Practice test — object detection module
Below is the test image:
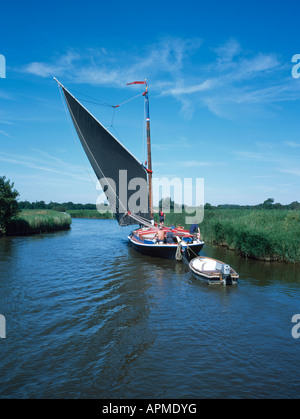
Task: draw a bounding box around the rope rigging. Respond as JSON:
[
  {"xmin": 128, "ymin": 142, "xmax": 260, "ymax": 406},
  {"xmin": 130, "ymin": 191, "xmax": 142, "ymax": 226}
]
[
  {"xmin": 69, "ymin": 87, "xmax": 144, "ymax": 111},
  {"xmin": 69, "ymin": 87, "xmax": 147, "ymax": 159}
]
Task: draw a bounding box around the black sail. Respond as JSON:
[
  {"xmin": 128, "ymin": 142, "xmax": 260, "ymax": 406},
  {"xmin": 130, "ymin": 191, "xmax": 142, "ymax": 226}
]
[{"xmin": 60, "ymin": 84, "xmax": 150, "ymax": 226}]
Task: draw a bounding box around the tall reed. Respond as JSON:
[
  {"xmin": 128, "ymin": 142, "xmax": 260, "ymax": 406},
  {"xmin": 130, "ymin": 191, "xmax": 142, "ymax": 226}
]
[
  {"xmin": 162, "ymin": 209, "xmax": 300, "ymax": 263},
  {"xmin": 6, "ymin": 210, "xmax": 72, "ymax": 235}
]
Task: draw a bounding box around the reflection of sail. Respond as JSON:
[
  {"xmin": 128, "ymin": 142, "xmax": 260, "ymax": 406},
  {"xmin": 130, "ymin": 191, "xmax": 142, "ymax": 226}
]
[{"xmin": 58, "ymin": 82, "xmax": 150, "ymax": 226}]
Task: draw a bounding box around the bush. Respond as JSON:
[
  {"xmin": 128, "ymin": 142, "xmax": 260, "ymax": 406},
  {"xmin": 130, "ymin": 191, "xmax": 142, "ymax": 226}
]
[{"xmin": 0, "ymin": 176, "xmax": 20, "ymax": 235}]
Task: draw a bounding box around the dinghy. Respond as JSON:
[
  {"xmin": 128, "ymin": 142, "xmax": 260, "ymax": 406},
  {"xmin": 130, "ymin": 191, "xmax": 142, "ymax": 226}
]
[{"xmin": 189, "ymin": 256, "xmax": 239, "ymax": 285}]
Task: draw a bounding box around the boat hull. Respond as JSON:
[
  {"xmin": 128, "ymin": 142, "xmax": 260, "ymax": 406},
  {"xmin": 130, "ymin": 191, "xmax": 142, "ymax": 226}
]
[
  {"xmin": 189, "ymin": 256, "xmax": 239, "ymax": 285},
  {"xmin": 128, "ymin": 233, "xmax": 204, "ymax": 260}
]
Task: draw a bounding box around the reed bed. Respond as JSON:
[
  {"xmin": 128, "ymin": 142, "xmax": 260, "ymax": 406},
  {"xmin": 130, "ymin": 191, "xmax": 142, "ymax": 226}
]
[
  {"xmin": 163, "ymin": 209, "xmax": 300, "ymax": 263},
  {"xmin": 67, "ymin": 209, "xmax": 113, "ymax": 219},
  {"xmin": 6, "ymin": 210, "xmax": 72, "ymax": 236}
]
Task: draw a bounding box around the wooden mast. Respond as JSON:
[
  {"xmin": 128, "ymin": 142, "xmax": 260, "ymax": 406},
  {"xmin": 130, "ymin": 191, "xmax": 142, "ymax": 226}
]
[
  {"xmin": 126, "ymin": 79, "xmax": 153, "ymax": 221},
  {"xmin": 144, "ymin": 81, "xmax": 153, "ymax": 220}
]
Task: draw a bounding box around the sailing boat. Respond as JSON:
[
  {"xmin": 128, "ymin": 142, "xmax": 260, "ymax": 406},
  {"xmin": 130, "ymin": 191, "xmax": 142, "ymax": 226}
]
[{"xmin": 54, "ymin": 78, "xmax": 204, "ymax": 260}]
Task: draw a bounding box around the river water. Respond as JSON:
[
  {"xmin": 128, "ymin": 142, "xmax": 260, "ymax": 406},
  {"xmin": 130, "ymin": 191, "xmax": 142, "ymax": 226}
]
[{"xmin": 0, "ymin": 218, "xmax": 300, "ymax": 399}]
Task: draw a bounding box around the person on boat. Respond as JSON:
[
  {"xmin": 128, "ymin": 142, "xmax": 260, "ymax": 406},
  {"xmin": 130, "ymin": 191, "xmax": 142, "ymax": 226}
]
[
  {"xmin": 153, "ymin": 209, "xmax": 165, "ymax": 226},
  {"xmin": 166, "ymin": 229, "xmax": 175, "ymax": 244},
  {"xmin": 189, "ymin": 223, "xmax": 201, "ymax": 240},
  {"xmin": 156, "ymin": 226, "xmax": 166, "ymax": 243},
  {"xmin": 158, "ymin": 209, "xmax": 165, "ymax": 225}
]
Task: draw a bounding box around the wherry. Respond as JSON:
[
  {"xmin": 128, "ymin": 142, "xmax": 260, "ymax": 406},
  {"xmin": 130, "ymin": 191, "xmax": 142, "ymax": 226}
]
[{"xmin": 55, "ymin": 78, "xmax": 204, "ymax": 260}]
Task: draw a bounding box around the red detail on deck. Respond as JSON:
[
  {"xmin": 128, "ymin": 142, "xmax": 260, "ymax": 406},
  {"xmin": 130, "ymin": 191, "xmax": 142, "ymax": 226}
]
[{"xmin": 134, "ymin": 227, "xmax": 193, "ymax": 238}]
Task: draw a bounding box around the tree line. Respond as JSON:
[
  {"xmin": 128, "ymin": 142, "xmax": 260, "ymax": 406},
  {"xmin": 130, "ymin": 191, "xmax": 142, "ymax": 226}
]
[
  {"xmin": 204, "ymin": 198, "xmax": 300, "ymax": 211},
  {"xmin": 18, "ymin": 200, "xmax": 97, "ymax": 212},
  {"xmin": 159, "ymin": 197, "xmax": 300, "ymax": 211},
  {"xmin": 19, "ymin": 197, "xmax": 300, "ymax": 212}
]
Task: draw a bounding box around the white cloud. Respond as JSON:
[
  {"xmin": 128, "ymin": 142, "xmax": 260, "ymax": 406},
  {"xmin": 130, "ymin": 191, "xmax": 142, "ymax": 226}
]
[
  {"xmin": 21, "ymin": 37, "xmax": 300, "ymax": 120},
  {"xmin": 215, "ymin": 38, "xmax": 242, "ymax": 63},
  {"xmin": 0, "ymin": 150, "xmax": 94, "ymax": 184},
  {"xmin": 0, "ymin": 130, "xmax": 13, "ymax": 138},
  {"xmin": 284, "ymin": 141, "xmax": 300, "ymax": 148},
  {"xmin": 280, "ymin": 169, "xmax": 300, "ymax": 176},
  {"xmin": 234, "ymin": 151, "xmax": 263, "ymax": 160},
  {"xmin": 181, "ymin": 160, "xmax": 226, "ymax": 167},
  {"xmin": 23, "ymin": 51, "xmax": 81, "ymax": 78},
  {"xmin": 166, "ymin": 79, "xmax": 215, "ymax": 96}
]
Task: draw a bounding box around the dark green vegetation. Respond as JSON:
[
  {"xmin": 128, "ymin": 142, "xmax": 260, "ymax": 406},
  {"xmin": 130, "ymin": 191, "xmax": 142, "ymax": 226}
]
[
  {"xmin": 0, "ymin": 176, "xmax": 20, "ymax": 235},
  {"xmin": 200, "ymin": 209, "xmax": 300, "ymax": 263},
  {"xmin": 67, "ymin": 209, "xmax": 113, "ymax": 219},
  {"xmin": 164, "ymin": 209, "xmax": 300, "ymax": 264},
  {"xmin": 6, "ymin": 210, "xmax": 72, "ymax": 236},
  {"xmin": 18, "ymin": 200, "xmax": 113, "ymax": 220},
  {"xmin": 18, "ymin": 200, "xmax": 100, "ymax": 212}
]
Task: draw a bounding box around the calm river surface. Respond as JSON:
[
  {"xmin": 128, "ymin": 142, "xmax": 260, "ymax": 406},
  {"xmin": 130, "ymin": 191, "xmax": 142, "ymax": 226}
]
[{"xmin": 0, "ymin": 218, "xmax": 300, "ymax": 399}]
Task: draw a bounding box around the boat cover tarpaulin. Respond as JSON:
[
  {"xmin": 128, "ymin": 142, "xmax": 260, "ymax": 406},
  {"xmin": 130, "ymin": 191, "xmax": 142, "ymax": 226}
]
[{"xmin": 61, "ymin": 86, "xmax": 150, "ymax": 226}]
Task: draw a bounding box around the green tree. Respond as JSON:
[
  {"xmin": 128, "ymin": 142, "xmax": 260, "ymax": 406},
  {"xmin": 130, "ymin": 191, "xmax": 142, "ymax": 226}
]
[
  {"xmin": 261, "ymin": 198, "xmax": 274, "ymax": 209},
  {"xmin": 0, "ymin": 176, "xmax": 20, "ymax": 234},
  {"xmin": 159, "ymin": 197, "xmax": 174, "ymax": 211}
]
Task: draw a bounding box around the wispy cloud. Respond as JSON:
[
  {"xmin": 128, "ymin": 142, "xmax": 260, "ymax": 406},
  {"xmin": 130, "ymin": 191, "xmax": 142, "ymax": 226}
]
[
  {"xmin": 0, "ymin": 150, "xmax": 95, "ymax": 184},
  {"xmin": 23, "ymin": 51, "xmax": 81, "ymax": 78},
  {"xmin": 284, "ymin": 141, "xmax": 300, "ymax": 148},
  {"xmin": 280, "ymin": 169, "xmax": 300, "ymax": 176},
  {"xmin": 215, "ymin": 38, "xmax": 242, "ymax": 63},
  {"xmin": 22, "ymin": 37, "xmax": 203, "ymax": 86},
  {"xmin": 181, "ymin": 160, "xmax": 226, "ymax": 167},
  {"xmin": 20, "ymin": 37, "xmax": 300, "ymax": 120},
  {"xmin": 0, "ymin": 130, "xmax": 14, "ymax": 138},
  {"xmin": 234, "ymin": 151, "xmax": 264, "ymax": 160}
]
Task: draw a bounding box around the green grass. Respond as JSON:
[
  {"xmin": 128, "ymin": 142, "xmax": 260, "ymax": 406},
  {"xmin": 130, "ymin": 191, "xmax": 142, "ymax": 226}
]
[
  {"xmin": 6, "ymin": 209, "xmax": 72, "ymax": 236},
  {"xmin": 200, "ymin": 209, "xmax": 300, "ymax": 263},
  {"xmin": 161, "ymin": 209, "xmax": 300, "ymax": 263},
  {"xmin": 67, "ymin": 209, "xmax": 113, "ymax": 219}
]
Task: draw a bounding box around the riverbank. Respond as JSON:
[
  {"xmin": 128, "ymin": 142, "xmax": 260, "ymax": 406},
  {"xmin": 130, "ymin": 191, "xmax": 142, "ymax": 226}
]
[
  {"xmin": 142, "ymin": 208, "xmax": 300, "ymax": 264},
  {"xmin": 165, "ymin": 209, "xmax": 300, "ymax": 264},
  {"xmin": 5, "ymin": 210, "xmax": 72, "ymax": 236}
]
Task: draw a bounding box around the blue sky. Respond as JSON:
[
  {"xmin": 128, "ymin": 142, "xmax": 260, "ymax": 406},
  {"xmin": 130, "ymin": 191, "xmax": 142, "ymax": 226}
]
[{"xmin": 1, "ymin": 0, "xmax": 300, "ymax": 206}]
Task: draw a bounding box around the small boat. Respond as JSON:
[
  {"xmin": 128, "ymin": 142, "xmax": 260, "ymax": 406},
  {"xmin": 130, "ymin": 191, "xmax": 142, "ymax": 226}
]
[
  {"xmin": 128, "ymin": 226, "xmax": 204, "ymax": 260},
  {"xmin": 189, "ymin": 256, "xmax": 239, "ymax": 285}
]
